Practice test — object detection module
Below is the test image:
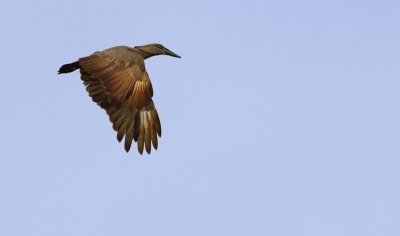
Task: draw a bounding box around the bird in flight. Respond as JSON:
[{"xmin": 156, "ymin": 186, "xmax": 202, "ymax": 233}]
[{"xmin": 58, "ymin": 43, "xmax": 181, "ymax": 154}]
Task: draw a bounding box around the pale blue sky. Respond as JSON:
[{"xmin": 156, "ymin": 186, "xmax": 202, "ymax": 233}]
[{"xmin": 1, "ymin": 0, "xmax": 400, "ymax": 235}]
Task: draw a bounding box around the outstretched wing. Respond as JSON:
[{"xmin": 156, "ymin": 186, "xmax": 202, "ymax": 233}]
[
  {"xmin": 78, "ymin": 48, "xmax": 160, "ymax": 154},
  {"xmin": 79, "ymin": 49, "xmax": 153, "ymax": 110}
]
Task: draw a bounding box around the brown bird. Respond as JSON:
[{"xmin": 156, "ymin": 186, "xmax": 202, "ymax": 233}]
[{"xmin": 58, "ymin": 43, "xmax": 180, "ymax": 154}]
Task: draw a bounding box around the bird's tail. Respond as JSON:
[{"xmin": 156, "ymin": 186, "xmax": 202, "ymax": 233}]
[{"xmin": 58, "ymin": 61, "xmax": 80, "ymax": 74}]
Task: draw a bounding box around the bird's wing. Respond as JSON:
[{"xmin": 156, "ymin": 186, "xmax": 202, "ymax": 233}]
[
  {"xmin": 106, "ymin": 99, "xmax": 161, "ymax": 154},
  {"xmin": 78, "ymin": 49, "xmax": 160, "ymax": 154},
  {"xmin": 80, "ymin": 69, "xmax": 111, "ymax": 109},
  {"xmin": 79, "ymin": 51, "xmax": 153, "ymax": 110}
]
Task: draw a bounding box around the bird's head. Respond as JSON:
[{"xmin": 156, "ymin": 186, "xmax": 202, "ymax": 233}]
[{"xmin": 134, "ymin": 43, "xmax": 181, "ymax": 59}]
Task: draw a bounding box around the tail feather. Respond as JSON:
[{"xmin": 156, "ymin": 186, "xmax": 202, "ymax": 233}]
[{"xmin": 58, "ymin": 61, "xmax": 80, "ymax": 74}]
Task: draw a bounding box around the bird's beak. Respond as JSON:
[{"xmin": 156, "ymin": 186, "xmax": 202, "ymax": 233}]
[{"xmin": 164, "ymin": 47, "xmax": 181, "ymax": 58}]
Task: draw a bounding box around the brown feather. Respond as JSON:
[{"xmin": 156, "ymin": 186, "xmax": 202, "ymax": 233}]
[
  {"xmin": 144, "ymin": 112, "xmax": 151, "ymax": 154},
  {"xmin": 124, "ymin": 117, "xmax": 135, "ymax": 152},
  {"xmin": 151, "ymin": 109, "xmax": 162, "ymax": 137},
  {"xmin": 133, "ymin": 111, "xmax": 141, "ymax": 142},
  {"xmin": 151, "ymin": 122, "xmax": 158, "ymax": 149},
  {"xmin": 112, "ymin": 112, "xmax": 128, "ymax": 132},
  {"xmin": 137, "ymin": 112, "xmax": 145, "ymax": 154},
  {"xmin": 117, "ymin": 110, "xmax": 134, "ymax": 142},
  {"xmin": 128, "ymin": 80, "xmax": 152, "ymax": 109}
]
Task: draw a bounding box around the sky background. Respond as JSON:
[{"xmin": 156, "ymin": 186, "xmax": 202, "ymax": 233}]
[{"xmin": 1, "ymin": 0, "xmax": 400, "ymax": 235}]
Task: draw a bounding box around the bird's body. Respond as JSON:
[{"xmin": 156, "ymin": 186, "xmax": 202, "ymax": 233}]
[{"xmin": 58, "ymin": 43, "xmax": 180, "ymax": 154}]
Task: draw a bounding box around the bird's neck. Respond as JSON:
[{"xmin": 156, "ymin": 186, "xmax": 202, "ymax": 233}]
[{"xmin": 134, "ymin": 47, "xmax": 157, "ymax": 59}]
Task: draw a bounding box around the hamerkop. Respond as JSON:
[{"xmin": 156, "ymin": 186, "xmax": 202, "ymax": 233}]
[{"xmin": 58, "ymin": 43, "xmax": 180, "ymax": 154}]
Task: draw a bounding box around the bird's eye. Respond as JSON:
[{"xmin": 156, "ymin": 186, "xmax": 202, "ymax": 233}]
[{"xmin": 157, "ymin": 44, "xmax": 163, "ymax": 49}]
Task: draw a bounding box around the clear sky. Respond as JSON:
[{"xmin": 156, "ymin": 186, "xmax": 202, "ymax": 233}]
[{"xmin": 1, "ymin": 0, "xmax": 399, "ymax": 235}]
